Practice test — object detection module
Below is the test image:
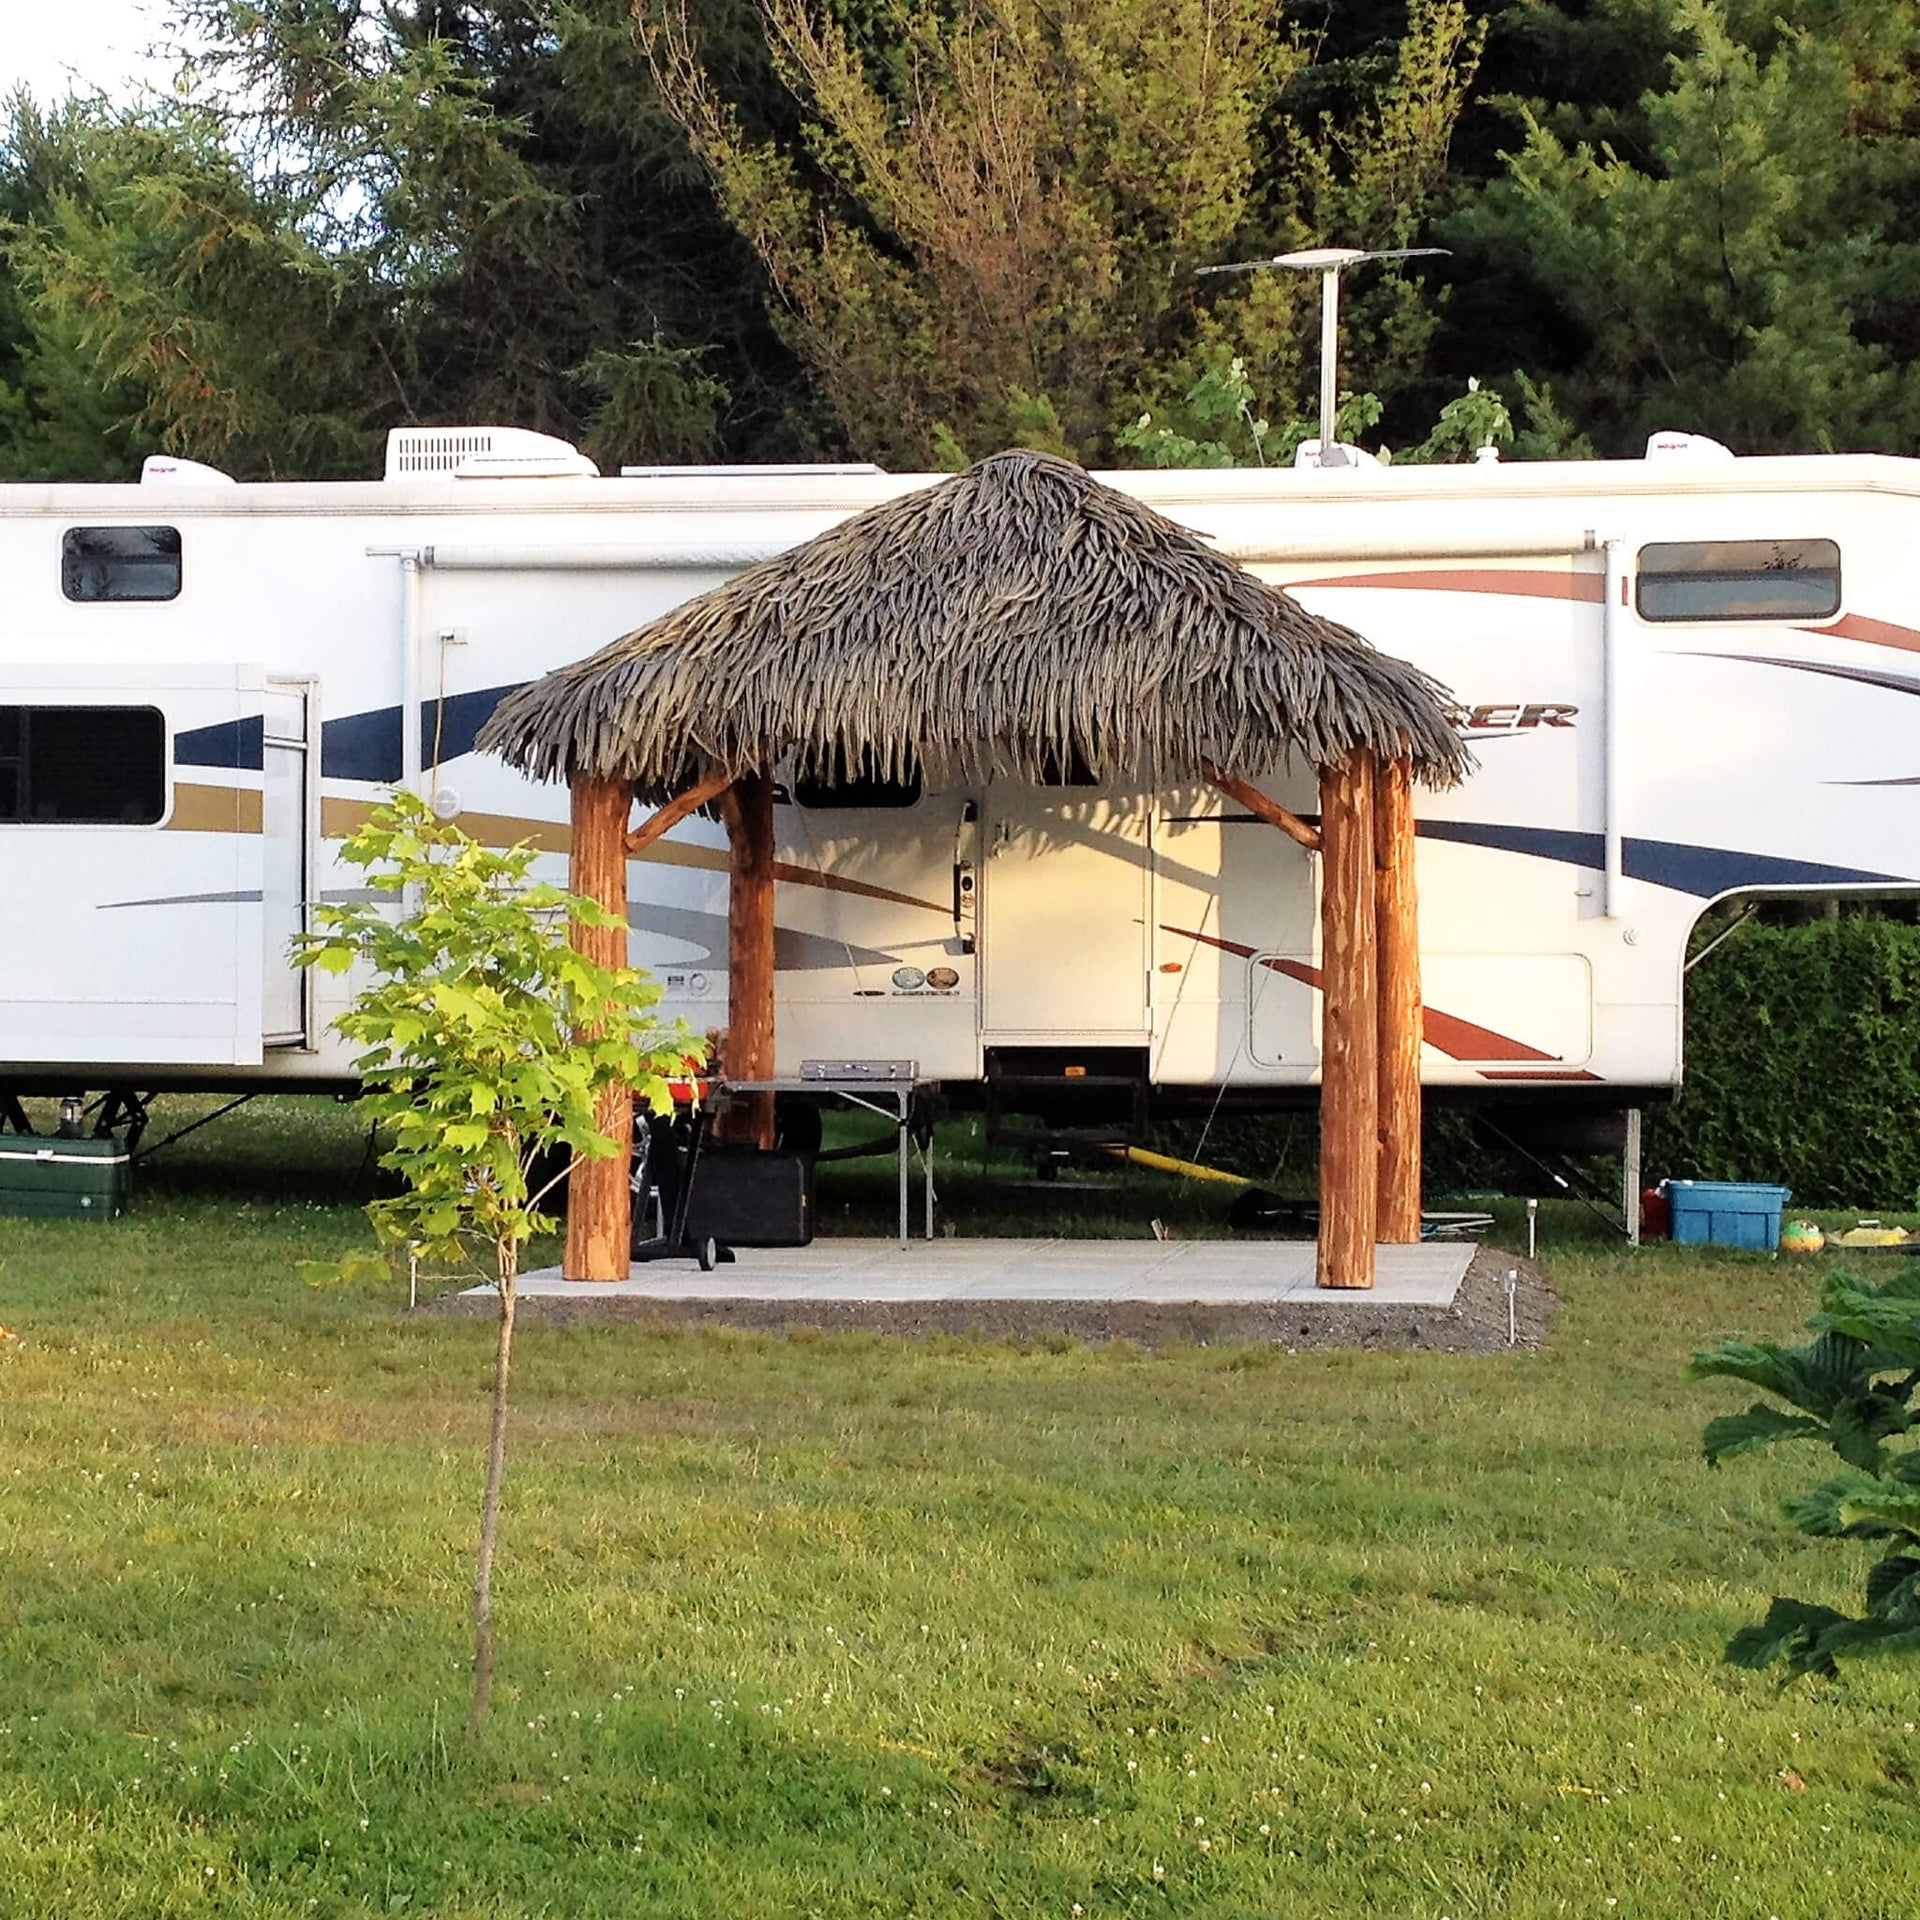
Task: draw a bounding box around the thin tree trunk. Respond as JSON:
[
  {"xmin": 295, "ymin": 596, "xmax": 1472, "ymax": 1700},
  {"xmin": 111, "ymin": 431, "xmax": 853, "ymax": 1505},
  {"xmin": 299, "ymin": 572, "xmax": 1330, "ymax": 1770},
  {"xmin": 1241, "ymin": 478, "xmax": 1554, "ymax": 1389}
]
[{"xmin": 467, "ymin": 1247, "xmax": 517, "ymax": 1734}]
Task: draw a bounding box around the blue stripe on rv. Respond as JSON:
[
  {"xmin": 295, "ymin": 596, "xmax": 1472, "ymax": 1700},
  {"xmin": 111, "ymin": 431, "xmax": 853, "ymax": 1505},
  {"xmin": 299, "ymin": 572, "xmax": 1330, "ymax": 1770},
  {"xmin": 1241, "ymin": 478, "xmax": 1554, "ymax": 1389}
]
[
  {"xmin": 319, "ymin": 684, "xmax": 521, "ymax": 782},
  {"xmin": 1415, "ymin": 821, "xmax": 1900, "ymax": 894},
  {"xmin": 307, "ymin": 690, "xmax": 1902, "ymax": 897},
  {"xmin": 174, "ymin": 714, "xmax": 264, "ymax": 770}
]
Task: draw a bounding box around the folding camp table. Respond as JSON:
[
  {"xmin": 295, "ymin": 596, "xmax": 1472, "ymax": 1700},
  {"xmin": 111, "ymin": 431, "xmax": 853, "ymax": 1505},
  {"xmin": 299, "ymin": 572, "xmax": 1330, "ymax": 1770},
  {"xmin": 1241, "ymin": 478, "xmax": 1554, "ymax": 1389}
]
[{"xmin": 723, "ymin": 1074, "xmax": 936, "ymax": 1249}]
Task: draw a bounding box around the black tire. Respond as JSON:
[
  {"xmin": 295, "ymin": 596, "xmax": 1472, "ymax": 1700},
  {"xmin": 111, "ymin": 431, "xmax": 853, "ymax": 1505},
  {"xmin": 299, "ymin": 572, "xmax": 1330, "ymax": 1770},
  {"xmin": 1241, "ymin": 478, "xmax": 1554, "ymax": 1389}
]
[{"xmin": 697, "ymin": 1236, "xmax": 717, "ymax": 1272}]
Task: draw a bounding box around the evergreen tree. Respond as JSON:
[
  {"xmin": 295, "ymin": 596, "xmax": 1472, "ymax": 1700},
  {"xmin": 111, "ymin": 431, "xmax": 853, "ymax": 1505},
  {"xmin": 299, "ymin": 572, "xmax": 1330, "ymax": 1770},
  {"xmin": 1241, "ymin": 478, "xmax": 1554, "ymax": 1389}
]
[
  {"xmin": 1445, "ymin": 0, "xmax": 1920, "ymax": 454},
  {"xmin": 1, "ymin": 2, "xmax": 818, "ymax": 479}
]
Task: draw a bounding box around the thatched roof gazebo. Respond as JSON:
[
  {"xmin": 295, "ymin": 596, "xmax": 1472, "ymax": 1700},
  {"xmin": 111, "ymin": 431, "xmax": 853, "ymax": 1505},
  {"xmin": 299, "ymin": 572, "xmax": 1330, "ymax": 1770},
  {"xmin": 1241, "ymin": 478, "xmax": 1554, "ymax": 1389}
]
[{"xmin": 480, "ymin": 449, "xmax": 1468, "ymax": 1289}]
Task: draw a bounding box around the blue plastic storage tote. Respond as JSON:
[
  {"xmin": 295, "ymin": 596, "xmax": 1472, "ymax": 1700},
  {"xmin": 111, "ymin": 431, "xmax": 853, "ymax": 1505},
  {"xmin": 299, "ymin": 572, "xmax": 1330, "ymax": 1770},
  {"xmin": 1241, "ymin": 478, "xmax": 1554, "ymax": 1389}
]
[{"xmin": 1664, "ymin": 1180, "xmax": 1792, "ymax": 1251}]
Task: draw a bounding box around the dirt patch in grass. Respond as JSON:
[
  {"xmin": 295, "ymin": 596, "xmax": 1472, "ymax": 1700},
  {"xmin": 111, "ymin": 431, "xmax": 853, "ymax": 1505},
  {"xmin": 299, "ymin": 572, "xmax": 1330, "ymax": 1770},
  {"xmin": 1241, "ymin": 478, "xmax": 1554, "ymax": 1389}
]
[{"xmin": 423, "ymin": 1244, "xmax": 1557, "ymax": 1352}]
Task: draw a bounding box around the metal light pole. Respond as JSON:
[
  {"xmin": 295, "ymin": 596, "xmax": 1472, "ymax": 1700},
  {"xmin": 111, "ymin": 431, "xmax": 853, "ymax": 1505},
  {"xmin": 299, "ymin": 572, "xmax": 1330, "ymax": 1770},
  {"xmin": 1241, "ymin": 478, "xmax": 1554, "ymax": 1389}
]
[{"xmin": 1197, "ymin": 245, "xmax": 1448, "ymax": 462}]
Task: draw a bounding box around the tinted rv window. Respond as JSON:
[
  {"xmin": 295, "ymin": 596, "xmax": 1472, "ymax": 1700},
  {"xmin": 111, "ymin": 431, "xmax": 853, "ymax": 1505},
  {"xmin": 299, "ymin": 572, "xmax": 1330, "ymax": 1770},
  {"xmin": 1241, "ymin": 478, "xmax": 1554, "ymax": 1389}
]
[
  {"xmin": 0, "ymin": 706, "xmax": 166, "ymax": 824},
  {"xmin": 1636, "ymin": 539, "xmax": 1840, "ymax": 621},
  {"xmin": 792, "ymin": 750, "xmax": 922, "ymax": 809},
  {"xmin": 61, "ymin": 525, "xmax": 182, "ymax": 602},
  {"xmin": 1037, "ymin": 745, "xmax": 1099, "ymax": 787}
]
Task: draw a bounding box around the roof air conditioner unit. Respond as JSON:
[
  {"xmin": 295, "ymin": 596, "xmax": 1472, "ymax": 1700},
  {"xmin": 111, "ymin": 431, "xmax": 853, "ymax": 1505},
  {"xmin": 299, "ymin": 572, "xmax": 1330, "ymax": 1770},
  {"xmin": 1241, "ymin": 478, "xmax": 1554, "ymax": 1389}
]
[
  {"xmin": 141, "ymin": 454, "xmax": 237, "ymax": 486},
  {"xmin": 384, "ymin": 426, "xmax": 599, "ymax": 482},
  {"xmin": 1644, "ymin": 430, "xmax": 1735, "ymax": 463}
]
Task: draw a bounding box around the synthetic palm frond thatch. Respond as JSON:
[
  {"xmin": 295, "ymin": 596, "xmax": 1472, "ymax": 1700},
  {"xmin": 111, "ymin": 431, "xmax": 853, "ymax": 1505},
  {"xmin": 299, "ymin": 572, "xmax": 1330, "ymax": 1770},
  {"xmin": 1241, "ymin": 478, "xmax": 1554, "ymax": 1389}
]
[{"xmin": 479, "ymin": 449, "xmax": 1468, "ymax": 795}]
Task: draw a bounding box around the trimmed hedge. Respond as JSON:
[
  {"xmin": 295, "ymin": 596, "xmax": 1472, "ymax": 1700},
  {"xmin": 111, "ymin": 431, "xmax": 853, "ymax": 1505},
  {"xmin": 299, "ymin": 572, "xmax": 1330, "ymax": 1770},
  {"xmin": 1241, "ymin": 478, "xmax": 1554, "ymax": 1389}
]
[{"xmin": 1646, "ymin": 916, "xmax": 1920, "ymax": 1208}]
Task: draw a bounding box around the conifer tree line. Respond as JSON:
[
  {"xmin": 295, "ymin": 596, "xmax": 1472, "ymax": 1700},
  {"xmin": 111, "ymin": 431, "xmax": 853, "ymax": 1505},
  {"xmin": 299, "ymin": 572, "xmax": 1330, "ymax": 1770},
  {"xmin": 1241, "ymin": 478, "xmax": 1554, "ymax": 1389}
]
[{"xmin": 3, "ymin": 0, "xmax": 1915, "ymax": 480}]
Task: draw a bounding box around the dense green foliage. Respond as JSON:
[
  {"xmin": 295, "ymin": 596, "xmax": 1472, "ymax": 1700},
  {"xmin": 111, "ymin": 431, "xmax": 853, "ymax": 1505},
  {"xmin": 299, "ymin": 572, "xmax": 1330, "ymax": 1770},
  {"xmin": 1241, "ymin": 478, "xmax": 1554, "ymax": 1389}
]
[
  {"xmin": 646, "ymin": 0, "xmax": 1480, "ymax": 464},
  {"xmin": 5, "ymin": 1105, "xmax": 1920, "ymax": 1913},
  {"xmin": 1695, "ymin": 1264, "xmax": 1920, "ymax": 1678},
  {"xmin": 1, "ymin": 0, "xmax": 815, "ymax": 476},
  {"xmin": 1648, "ymin": 917, "xmax": 1920, "ymax": 1208},
  {"xmin": 9, "ymin": 0, "xmax": 1919, "ymax": 474}
]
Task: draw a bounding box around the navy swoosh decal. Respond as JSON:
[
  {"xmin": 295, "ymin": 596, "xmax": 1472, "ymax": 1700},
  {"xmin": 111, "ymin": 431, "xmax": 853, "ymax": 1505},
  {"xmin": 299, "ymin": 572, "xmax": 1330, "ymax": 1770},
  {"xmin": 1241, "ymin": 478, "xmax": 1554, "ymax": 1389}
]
[
  {"xmin": 1418, "ymin": 821, "xmax": 1600, "ymax": 868},
  {"xmin": 321, "ymin": 684, "xmax": 528, "ymax": 783},
  {"xmin": 321, "ymin": 706, "xmax": 402, "ymax": 782},
  {"xmin": 174, "ymin": 715, "xmax": 264, "ymax": 771},
  {"xmin": 1417, "ymin": 821, "xmax": 1900, "ymax": 894},
  {"xmin": 95, "ymin": 892, "xmax": 900, "ymax": 970},
  {"xmin": 425, "ymin": 683, "xmax": 523, "ymax": 764},
  {"xmin": 98, "ymin": 889, "xmax": 264, "ymax": 909},
  {"xmin": 629, "ymin": 902, "xmax": 897, "ymax": 973},
  {"xmin": 1680, "ymin": 653, "xmax": 1920, "ymax": 786},
  {"xmin": 1692, "ymin": 653, "xmax": 1920, "ymax": 699}
]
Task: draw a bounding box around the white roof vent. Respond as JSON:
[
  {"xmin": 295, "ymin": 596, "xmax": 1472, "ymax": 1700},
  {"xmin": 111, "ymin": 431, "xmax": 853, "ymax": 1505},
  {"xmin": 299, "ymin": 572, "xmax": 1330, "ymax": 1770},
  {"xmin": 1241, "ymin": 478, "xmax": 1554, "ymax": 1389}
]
[
  {"xmin": 384, "ymin": 426, "xmax": 599, "ymax": 482},
  {"xmin": 1292, "ymin": 439, "xmax": 1383, "ymax": 472},
  {"xmin": 1645, "ymin": 429, "xmax": 1735, "ymax": 463},
  {"xmin": 141, "ymin": 453, "xmax": 236, "ymax": 486}
]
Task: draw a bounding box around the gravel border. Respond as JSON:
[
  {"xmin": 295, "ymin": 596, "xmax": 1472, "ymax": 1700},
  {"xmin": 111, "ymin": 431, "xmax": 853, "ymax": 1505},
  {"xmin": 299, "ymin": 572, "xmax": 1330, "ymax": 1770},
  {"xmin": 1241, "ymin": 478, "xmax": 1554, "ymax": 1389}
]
[{"xmin": 421, "ymin": 1244, "xmax": 1557, "ymax": 1353}]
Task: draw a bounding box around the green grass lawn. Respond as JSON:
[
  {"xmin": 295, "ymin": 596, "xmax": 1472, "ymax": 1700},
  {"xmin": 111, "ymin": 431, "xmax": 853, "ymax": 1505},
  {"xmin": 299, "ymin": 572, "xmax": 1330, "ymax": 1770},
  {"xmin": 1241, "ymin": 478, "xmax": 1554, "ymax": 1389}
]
[{"xmin": 3, "ymin": 1098, "xmax": 1918, "ymax": 1917}]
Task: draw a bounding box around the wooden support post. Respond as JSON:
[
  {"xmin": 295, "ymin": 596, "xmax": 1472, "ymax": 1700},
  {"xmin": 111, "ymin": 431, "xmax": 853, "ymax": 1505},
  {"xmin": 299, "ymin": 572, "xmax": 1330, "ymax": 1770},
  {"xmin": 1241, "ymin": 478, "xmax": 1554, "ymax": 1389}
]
[
  {"xmin": 1317, "ymin": 751, "xmax": 1378, "ymax": 1289},
  {"xmin": 563, "ymin": 776, "xmax": 633, "ymax": 1282},
  {"xmin": 717, "ymin": 768, "xmax": 777, "ymax": 1148},
  {"xmin": 1374, "ymin": 753, "xmax": 1423, "ymax": 1244}
]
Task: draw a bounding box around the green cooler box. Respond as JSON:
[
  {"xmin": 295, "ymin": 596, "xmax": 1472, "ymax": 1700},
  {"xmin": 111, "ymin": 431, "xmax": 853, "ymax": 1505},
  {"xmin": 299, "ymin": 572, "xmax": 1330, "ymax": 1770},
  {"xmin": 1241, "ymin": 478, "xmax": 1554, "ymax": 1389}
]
[{"xmin": 0, "ymin": 1136, "xmax": 131, "ymax": 1221}]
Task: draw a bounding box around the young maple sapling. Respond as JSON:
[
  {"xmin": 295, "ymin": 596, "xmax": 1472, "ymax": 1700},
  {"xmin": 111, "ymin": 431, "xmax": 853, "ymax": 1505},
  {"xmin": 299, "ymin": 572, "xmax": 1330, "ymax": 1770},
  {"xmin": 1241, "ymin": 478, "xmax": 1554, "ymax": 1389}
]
[{"xmin": 298, "ymin": 791, "xmax": 699, "ymax": 1730}]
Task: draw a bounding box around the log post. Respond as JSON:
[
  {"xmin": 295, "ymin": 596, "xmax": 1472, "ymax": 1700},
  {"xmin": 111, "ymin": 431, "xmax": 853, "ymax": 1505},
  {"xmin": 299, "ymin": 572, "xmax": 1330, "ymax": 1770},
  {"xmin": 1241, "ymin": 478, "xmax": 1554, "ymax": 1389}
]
[
  {"xmin": 563, "ymin": 775, "xmax": 634, "ymax": 1282},
  {"xmin": 717, "ymin": 768, "xmax": 777, "ymax": 1148},
  {"xmin": 1317, "ymin": 751, "xmax": 1378, "ymax": 1289},
  {"xmin": 1374, "ymin": 752, "xmax": 1423, "ymax": 1243}
]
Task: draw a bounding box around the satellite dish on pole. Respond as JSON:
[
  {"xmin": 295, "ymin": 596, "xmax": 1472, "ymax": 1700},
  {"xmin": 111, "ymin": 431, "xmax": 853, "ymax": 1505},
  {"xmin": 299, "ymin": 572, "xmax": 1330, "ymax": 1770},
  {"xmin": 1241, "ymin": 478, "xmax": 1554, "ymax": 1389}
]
[{"xmin": 1196, "ymin": 245, "xmax": 1449, "ymax": 464}]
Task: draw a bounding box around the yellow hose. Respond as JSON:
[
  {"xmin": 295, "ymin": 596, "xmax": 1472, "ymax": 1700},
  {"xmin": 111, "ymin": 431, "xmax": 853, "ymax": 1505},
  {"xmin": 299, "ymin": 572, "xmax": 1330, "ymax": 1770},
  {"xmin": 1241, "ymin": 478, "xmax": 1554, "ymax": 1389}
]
[{"xmin": 1101, "ymin": 1143, "xmax": 1253, "ymax": 1187}]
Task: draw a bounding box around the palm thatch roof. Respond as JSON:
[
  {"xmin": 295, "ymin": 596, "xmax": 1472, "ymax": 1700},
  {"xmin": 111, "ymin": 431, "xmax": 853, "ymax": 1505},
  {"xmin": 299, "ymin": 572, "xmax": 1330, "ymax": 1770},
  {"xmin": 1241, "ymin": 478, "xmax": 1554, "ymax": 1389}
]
[{"xmin": 479, "ymin": 449, "xmax": 1468, "ymax": 795}]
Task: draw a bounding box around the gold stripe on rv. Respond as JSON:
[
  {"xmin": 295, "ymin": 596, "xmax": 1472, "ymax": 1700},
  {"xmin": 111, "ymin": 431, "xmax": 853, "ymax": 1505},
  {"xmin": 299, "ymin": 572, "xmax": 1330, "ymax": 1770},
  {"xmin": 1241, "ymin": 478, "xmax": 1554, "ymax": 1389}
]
[
  {"xmin": 164, "ymin": 783, "xmax": 264, "ymax": 835},
  {"xmin": 317, "ymin": 797, "xmax": 946, "ymax": 916}
]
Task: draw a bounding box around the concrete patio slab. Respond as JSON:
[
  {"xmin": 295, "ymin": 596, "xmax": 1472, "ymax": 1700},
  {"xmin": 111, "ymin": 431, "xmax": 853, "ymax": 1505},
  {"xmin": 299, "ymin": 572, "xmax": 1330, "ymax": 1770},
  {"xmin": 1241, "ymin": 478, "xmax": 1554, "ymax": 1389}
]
[{"xmin": 495, "ymin": 1238, "xmax": 1471, "ymax": 1308}]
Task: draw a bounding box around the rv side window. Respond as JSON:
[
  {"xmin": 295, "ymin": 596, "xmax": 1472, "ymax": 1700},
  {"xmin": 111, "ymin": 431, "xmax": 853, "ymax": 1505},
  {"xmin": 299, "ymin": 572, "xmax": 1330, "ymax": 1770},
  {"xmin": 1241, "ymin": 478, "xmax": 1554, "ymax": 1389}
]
[
  {"xmin": 61, "ymin": 525, "xmax": 182, "ymax": 602},
  {"xmin": 792, "ymin": 750, "xmax": 922, "ymax": 809},
  {"xmin": 1037, "ymin": 745, "xmax": 1100, "ymax": 787},
  {"xmin": 0, "ymin": 706, "xmax": 167, "ymax": 824},
  {"xmin": 1636, "ymin": 539, "xmax": 1840, "ymax": 622}
]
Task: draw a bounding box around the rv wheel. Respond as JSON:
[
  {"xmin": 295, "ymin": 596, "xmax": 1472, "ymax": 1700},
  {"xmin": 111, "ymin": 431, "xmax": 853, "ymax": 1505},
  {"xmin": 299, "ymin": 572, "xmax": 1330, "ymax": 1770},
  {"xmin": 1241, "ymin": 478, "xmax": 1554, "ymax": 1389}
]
[{"xmin": 697, "ymin": 1237, "xmax": 718, "ymax": 1273}]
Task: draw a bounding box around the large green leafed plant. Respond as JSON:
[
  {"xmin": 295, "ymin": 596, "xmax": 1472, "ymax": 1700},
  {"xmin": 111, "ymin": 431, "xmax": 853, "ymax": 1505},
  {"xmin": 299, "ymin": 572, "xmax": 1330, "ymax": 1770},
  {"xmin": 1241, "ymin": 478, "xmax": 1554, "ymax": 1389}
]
[
  {"xmin": 298, "ymin": 790, "xmax": 699, "ymax": 1729},
  {"xmin": 1693, "ymin": 1266, "xmax": 1920, "ymax": 1678}
]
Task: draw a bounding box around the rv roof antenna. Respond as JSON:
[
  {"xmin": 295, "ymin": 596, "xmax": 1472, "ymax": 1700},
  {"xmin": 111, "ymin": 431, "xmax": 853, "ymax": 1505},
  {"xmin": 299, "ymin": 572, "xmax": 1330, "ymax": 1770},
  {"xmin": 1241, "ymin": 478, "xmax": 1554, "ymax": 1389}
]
[{"xmin": 1197, "ymin": 245, "xmax": 1448, "ymax": 465}]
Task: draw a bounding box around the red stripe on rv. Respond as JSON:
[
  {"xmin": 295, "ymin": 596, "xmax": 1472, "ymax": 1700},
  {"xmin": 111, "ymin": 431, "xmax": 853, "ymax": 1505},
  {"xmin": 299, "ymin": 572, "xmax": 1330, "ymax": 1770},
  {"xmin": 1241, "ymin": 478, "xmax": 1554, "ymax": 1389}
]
[
  {"xmin": 1807, "ymin": 612, "xmax": 1920, "ymax": 655},
  {"xmin": 1289, "ymin": 568, "xmax": 1606, "ymax": 603},
  {"xmin": 1293, "ymin": 570, "xmax": 1920, "ymax": 659},
  {"xmin": 1478, "ymin": 1068, "xmax": 1605, "ymax": 1081},
  {"xmin": 1162, "ymin": 927, "xmax": 1563, "ymax": 1065}
]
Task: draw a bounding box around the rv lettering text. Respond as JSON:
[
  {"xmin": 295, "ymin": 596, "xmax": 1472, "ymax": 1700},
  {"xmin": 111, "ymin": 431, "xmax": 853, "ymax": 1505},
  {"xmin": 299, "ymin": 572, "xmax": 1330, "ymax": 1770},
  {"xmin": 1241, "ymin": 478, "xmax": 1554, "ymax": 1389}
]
[{"xmin": 1462, "ymin": 702, "xmax": 1578, "ymax": 734}]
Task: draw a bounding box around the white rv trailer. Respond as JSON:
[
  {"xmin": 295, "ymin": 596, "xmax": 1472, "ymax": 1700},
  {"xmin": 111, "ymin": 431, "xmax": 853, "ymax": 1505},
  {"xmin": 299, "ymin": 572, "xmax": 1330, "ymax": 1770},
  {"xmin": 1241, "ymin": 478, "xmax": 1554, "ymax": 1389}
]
[{"xmin": 1, "ymin": 427, "xmax": 1913, "ymax": 1125}]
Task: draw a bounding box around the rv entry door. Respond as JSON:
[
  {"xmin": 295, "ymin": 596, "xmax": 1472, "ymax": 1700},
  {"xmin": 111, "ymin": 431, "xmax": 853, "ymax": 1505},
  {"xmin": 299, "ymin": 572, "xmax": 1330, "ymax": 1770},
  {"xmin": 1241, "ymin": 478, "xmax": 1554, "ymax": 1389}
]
[
  {"xmin": 981, "ymin": 786, "xmax": 1150, "ymax": 1038},
  {"xmin": 262, "ymin": 681, "xmax": 317, "ymax": 1048}
]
